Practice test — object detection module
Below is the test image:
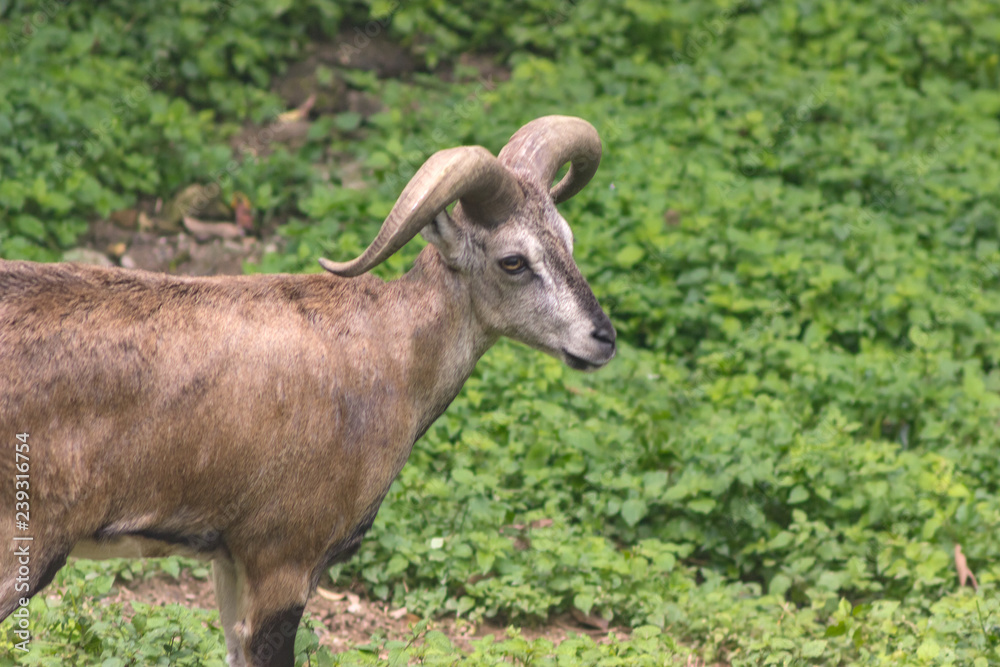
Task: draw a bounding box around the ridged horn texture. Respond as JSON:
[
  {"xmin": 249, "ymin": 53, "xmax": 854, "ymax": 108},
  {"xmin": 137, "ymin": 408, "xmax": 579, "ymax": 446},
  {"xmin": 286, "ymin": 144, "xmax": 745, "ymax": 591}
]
[
  {"xmin": 497, "ymin": 115, "xmax": 602, "ymax": 204},
  {"xmin": 319, "ymin": 146, "xmax": 523, "ymax": 277}
]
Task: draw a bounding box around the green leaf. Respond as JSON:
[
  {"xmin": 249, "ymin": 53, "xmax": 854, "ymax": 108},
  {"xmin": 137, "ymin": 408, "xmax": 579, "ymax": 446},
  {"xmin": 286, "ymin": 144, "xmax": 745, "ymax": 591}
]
[
  {"xmin": 13, "ymin": 215, "xmax": 47, "ymax": 241},
  {"xmin": 825, "ymin": 620, "xmax": 848, "ymax": 637},
  {"xmin": 452, "ymin": 468, "xmax": 475, "ymax": 484},
  {"xmin": 132, "ymin": 613, "xmax": 147, "ymax": 634},
  {"xmin": 386, "ymin": 554, "xmax": 409, "ymax": 575},
  {"xmin": 573, "ymin": 592, "xmax": 595, "ymax": 615},
  {"xmin": 161, "ymin": 558, "xmax": 181, "ymax": 579},
  {"xmin": 614, "ymin": 244, "xmax": 645, "ymax": 268},
  {"xmin": 787, "ymin": 485, "xmax": 809, "ymax": 504},
  {"xmin": 916, "ymin": 639, "xmax": 940, "ymax": 660},
  {"xmin": 687, "ymin": 498, "xmax": 716, "ymax": 514},
  {"xmin": 475, "ymin": 550, "xmax": 495, "ymax": 572},
  {"xmin": 621, "ymin": 498, "xmax": 648, "ymax": 526},
  {"xmin": 0, "ymin": 181, "xmax": 27, "ymax": 209},
  {"xmin": 91, "ymin": 574, "xmax": 116, "ymax": 596},
  {"xmin": 801, "ymin": 639, "xmax": 827, "ymax": 657},
  {"xmin": 335, "ymin": 112, "xmax": 363, "ymax": 132},
  {"xmin": 769, "ymin": 573, "xmax": 792, "ymax": 596}
]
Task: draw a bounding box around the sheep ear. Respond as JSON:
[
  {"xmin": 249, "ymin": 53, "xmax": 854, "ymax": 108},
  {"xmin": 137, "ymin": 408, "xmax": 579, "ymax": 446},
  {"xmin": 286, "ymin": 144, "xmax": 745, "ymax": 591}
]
[{"xmin": 420, "ymin": 211, "xmax": 466, "ymax": 269}]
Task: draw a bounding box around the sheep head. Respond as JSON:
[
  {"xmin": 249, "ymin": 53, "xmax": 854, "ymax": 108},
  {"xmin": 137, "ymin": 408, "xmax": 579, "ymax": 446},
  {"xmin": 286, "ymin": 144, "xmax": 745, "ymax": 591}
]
[{"xmin": 319, "ymin": 115, "xmax": 616, "ymax": 371}]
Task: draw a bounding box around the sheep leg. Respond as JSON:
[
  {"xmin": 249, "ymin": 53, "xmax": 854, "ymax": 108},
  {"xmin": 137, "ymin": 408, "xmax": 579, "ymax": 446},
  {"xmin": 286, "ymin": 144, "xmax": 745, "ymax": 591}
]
[
  {"xmin": 244, "ymin": 603, "xmax": 305, "ymax": 667},
  {"xmin": 231, "ymin": 562, "xmax": 311, "ymax": 667},
  {"xmin": 0, "ymin": 543, "xmax": 67, "ymax": 621},
  {"xmin": 213, "ymin": 556, "xmax": 247, "ymax": 667},
  {"xmin": 0, "ymin": 572, "xmax": 20, "ymax": 620}
]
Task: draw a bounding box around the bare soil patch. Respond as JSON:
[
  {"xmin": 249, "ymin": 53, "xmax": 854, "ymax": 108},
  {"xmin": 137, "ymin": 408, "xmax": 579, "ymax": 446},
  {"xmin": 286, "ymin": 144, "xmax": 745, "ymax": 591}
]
[{"xmin": 99, "ymin": 571, "xmax": 631, "ymax": 654}]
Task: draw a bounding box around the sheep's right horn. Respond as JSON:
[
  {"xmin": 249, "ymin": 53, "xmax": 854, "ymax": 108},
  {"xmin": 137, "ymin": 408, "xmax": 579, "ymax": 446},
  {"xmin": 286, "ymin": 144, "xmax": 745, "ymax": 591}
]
[
  {"xmin": 320, "ymin": 146, "xmax": 523, "ymax": 277},
  {"xmin": 497, "ymin": 115, "xmax": 602, "ymax": 204}
]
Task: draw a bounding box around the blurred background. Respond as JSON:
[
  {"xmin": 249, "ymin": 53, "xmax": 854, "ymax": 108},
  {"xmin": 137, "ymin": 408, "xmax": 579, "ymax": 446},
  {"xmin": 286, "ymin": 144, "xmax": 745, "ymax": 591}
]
[{"xmin": 1, "ymin": 1, "xmax": 999, "ymax": 665}]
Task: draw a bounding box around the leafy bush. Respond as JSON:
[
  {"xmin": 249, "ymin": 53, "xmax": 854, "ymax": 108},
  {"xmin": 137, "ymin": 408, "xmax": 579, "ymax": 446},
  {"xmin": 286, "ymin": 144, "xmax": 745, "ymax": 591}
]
[
  {"xmin": 0, "ymin": 0, "xmax": 333, "ymax": 260},
  {"xmin": 3, "ymin": 0, "xmax": 1000, "ymax": 665}
]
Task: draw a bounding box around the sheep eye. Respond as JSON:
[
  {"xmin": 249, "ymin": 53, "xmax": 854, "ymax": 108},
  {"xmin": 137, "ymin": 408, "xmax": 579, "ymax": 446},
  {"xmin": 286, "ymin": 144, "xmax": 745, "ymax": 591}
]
[{"xmin": 499, "ymin": 255, "xmax": 527, "ymax": 274}]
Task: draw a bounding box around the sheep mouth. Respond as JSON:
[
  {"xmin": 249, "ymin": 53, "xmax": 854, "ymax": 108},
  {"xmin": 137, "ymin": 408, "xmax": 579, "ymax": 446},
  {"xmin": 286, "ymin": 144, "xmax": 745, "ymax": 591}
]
[{"xmin": 562, "ymin": 348, "xmax": 607, "ymax": 371}]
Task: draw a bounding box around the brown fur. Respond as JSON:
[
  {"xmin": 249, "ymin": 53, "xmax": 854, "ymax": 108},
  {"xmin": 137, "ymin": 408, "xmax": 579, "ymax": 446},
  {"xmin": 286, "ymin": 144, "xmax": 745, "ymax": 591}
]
[{"xmin": 0, "ymin": 247, "xmax": 491, "ymax": 659}]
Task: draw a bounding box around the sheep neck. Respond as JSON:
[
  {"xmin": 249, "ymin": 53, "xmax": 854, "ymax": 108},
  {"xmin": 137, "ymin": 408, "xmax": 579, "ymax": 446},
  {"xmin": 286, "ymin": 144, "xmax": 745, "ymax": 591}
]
[{"xmin": 391, "ymin": 246, "xmax": 495, "ymax": 435}]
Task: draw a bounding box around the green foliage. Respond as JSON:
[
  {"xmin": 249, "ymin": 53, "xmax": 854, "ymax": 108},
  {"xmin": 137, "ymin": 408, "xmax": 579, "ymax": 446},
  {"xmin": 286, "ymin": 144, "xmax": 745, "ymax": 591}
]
[
  {"xmin": 0, "ymin": 0, "xmax": 329, "ymax": 259},
  {"xmin": 3, "ymin": 0, "xmax": 1000, "ymax": 665},
  {"xmin": 325, "ymin": 624, "xmax": 684, "ymax": 666},
  {"xmin": 0, "ymin": 561, "xmax": 227, "ymax": 666}
]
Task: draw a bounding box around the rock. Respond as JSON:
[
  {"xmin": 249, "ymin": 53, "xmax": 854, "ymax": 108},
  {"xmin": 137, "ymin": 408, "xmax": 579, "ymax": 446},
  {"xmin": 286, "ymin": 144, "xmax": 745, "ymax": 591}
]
[
  {"xmin": 62, "ymin": 248, "xmax": 115, "ymax": 268},
  {"xmin": 160, "ymin": 184, "xmax": 233, "ymax": 231},
  {"xmin": 273, "ymin": 59, "xmax": 347, "ymax": 114},
  {"xmin": 325, "ymin": 30, "xmax": 417, "ymax": 78},
  {"xmin": 179, "ymin": 237, "xmax": 253, "ymax": 276},
  {"xmin": 183, "ymin": 216, "xmax": 245, "ymax": 242},
  {"xmin": 346, "ymin": 89, "xmax": 382, "ymax": 118},
  {"xmin": 108, "ymin": 208, "xmax": 139, "ymax": 229}
]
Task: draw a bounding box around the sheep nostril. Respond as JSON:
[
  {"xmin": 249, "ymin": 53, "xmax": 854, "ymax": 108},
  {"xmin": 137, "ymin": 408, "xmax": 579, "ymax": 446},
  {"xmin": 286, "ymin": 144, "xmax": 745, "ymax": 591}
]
[{"xmin": 591, "ymin": 324, "xmax": 616, "ymax": 346}]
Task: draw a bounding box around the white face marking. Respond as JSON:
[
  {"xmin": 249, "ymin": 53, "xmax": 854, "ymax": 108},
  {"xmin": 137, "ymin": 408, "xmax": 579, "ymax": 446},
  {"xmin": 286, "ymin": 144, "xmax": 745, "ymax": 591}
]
[
  {"xmin": 555, "ymin": 214, "xmax": 574, "ymax": 254},
  {"xmin": 522, "ymin": 234, "xmax": 547, "ymax": 281}
]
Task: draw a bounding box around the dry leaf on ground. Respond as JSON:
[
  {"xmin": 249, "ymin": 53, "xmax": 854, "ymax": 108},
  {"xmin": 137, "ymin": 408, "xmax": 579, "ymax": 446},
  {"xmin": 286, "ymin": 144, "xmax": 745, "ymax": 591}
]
[{"xmin": 954, "ymin": 543, "xmax": 979, "ymax": 590}]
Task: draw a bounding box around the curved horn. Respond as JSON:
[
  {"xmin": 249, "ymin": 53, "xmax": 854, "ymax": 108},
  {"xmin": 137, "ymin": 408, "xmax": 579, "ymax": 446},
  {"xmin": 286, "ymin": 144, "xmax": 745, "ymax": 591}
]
[
  {"xmin": 319, "ymin": 146, "xmax": 523, "ymax": 277},
  {"xmin": 497, "ymin": 115, "xmax": 602, "ymax": 204}
]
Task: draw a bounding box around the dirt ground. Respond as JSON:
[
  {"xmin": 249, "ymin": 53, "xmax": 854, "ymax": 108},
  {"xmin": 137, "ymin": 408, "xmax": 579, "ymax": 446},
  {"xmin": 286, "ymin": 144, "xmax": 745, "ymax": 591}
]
[{"xmin": 99, "ymin": 570, "xmax": 630, "ymax": 653}]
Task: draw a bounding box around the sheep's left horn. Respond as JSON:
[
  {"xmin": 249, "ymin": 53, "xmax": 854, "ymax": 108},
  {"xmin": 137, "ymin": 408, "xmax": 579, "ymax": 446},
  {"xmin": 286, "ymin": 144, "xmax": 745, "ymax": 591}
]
[
  {"xmin": 497, "ymin": 115, "xmax": 602, "ymax": 204},
  {"xmin": 319, "ymin": 146, "xmax": 523, "ymax": 277}
]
